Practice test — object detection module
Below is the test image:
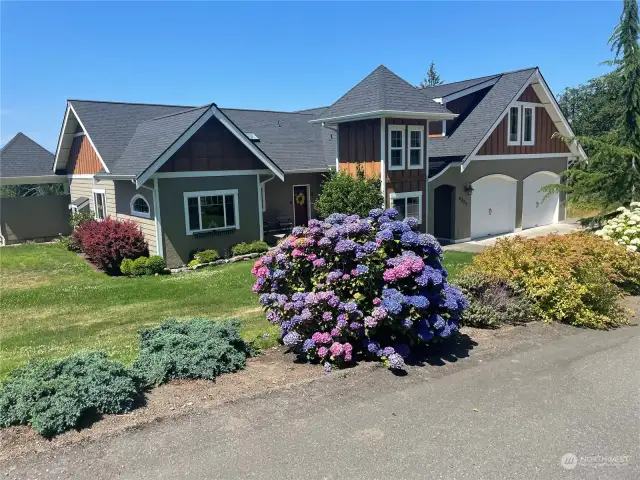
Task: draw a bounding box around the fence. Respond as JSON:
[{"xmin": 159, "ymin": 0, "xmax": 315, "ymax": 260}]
[{"xmin": 0, "ymin": 194, "xmax": 71, "ymax": 244}]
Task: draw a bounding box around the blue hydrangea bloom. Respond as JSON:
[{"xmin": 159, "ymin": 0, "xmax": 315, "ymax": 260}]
[
  {"xmin": 369, "ymin": 208, "xmax": 384, "ymax": 219},
  {"xmin": 376, "ymin": 229, "xmax": 394, "ymax": 242},
  {"xmin": 381, "ymin": 298, "xmax": 402, "ymax": 315},
  {"xmin": 291, "ymin": 226, "xmax": 305, "ymax": 236},
  {"xmin": 417, "ymin": 319, "xmax": 434, "ymax": 342},
  {"xmin": 335, "ymin": 239, "xmax": 358, "ymax": 253},
  {"xmin": 387, "ymin": 353, "xmax": 405, "ymax": 369},
  {"xmin": 400, "ymin": 231, "xmax": 419, "ymax": 246},
  {"xmin": 407, "ymin": 295, "xmax": 429, "ymax": 309},
  {"xmin": 367, "ymin": 341, "xmax": 380, "ymax": 353},
  {"xmin": 382, "ymin": 346, "xmax": 395, "ymax": 356},
  {"xmin": 302, "ymin": 338, "xmax": 315, "ymax": 352},
  {"xmin": 355, "ymin": 264, "xmax": 369, "ymax": 275},
  {"xmin": 362, "ymin": 241, "xmax": 377, "ymax": 253},
  {"xmin": 384, "ymin": 208, "xmax": 399, "ymax": 219},
  {"xmin": 431, "ymin": 314, "xmax": 446, "ymax": 330},
  {"xmin": 415, "ymin": 266, "xmax": 444, "ymax": 287},
  {"xmin": 283, "ymin": 331, "xmax": 302, "ymax": 346}
]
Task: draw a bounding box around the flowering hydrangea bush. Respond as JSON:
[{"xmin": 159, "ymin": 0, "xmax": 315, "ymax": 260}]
[
  {"xmin": 252, "ymin": 209, "xmax": 467, "ymax": 371},
  {"xmin": 596, "ymin": 202, "xmax": 640, "ymax": 252}
]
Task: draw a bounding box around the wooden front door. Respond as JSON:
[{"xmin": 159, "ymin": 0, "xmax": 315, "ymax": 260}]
[{"xmin": 293, "ymin": 185, "xmax": 309, "ymax": 226}]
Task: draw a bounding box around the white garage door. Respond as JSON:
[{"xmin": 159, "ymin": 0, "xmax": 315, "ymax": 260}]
[
  {"xmin": 522, "ymin": 172, "xmax": 559, "ymax": 229},
  {"xmin": 471, "ymin": 175, "xmax": 517, "ymax": 238}
]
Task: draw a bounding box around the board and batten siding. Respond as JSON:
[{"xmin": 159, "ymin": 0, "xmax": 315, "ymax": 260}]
[
  {"xmin": 476, "ymin": 106, "xmax": 570, "ymax": 156},
  {"xmin": 337, "ymin": 119, "xmax": 381, "ymax": 178},
  {"xmin": 67, "ymin": 135, "xmax": 103, "ymax": 175}
]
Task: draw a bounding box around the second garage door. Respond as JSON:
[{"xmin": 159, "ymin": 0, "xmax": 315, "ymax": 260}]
[
  {"xmin": 471, "ymin": 175, "xmax": 517, "ymax": 238},
  {"xmin": 522, "ymin": 171, "xmax": 560, "ymax": 229}
]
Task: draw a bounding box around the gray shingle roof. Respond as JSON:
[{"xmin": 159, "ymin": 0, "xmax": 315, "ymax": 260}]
[
  {"xmin": 112, "ymin": 105, "xmax": 212, "ymax": 176},
  {"xmin": 315, "ymin": 65, "xmax": 453, "ymax": 122},
  {"xmin": 0, "ymin": 133, "xmax": 56, "ymax": 178},
  {"xmin": 69, "ymin": 100, "xmax": 191, "ymax": 171},
  {"xmin": 429, "ymin": 68, "xmax": 537, "ymax": 159},
  {"xmin": 222, "ymin": 108, "xmax": 334, "ymax": 172},
  {"xmin": 419, "ymin": 74, "xmax": 501, "ymax": 99}
]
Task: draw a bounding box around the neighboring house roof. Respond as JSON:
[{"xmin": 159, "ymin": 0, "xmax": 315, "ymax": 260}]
[
  {"xmin": 61, "ymin": 101, "xmax": 335, "ymax": 181},
  {"xmin": 0, "ymin": 132, "xmax": 56, "ymax": 179},
  {"xmin": 313, "ymin": 65, "xmax": 455, "ymax": 123},
  {"xmin": 428, "ymin": 68, "xmax": 538, "ymax": 159},
  {"xmin": 294, "ymin": 106, "xmax": 329, "ymax": 115},
  {"xmin": 419, "ymin": 73, "xmax": 501, "ymax": 100}
]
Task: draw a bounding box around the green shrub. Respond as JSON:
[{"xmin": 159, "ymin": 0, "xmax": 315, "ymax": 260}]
[
  {"xmin": 314, "ymin": 165, "xmax": 383, "ymax": 219},
  {"xmin": 70, "ymin": 211, "xmax": 94, "ymax": 231},
  {"xmin": 131, "ymin": 257, "xmax": 149, "ymax": 276},
  {"xmin": 471, "ymin": 233, "xmax": 634, "ymax": 329},
  {"xmin": 454, "ymin": 271, "xmax": 534, "ymax": 329},
  {"xmin": 120, "ymin": 258, "xmax": 134, "ymax": 276},
  {"xmin": 0, "ymin": 352, "xmax": 138, "ymax": 437},
  {"xmin": 146, "ymin": 256, "xmax": 166, "ymax": 275},
  {"xmin": 188, "ymin": 259, "xmax": 200, "ymax": 268},
  {"xmin": 56, "ymin": 235, "xmax": 80, "ymax": 252},
  {"xmin": 193, "ymin": 249, "xmax": 219, "ymax": 264},
  {"xmin": 132, "ymin": 319, "xmax": 251, "ymax": 388},
  {"xmin": 231, "ymin": 241, "xmax": 269, "ymax": 256}
]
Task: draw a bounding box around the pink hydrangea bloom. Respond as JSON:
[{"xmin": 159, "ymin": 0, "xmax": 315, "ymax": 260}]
[
  {"xmin": 291, "ymin": 248, "xmax": 305, "ymax": 257},
  {"xmin": 255, "ymin": 267, "xmax": 269, "ymax": 278},
  {"xmin": 331, "ymin": 328, "xmax": 340, "ymax": 337},
  {"xmin": 317, "ymin": 346, "xmax": 329, "ymax": 358},
  {"xmin": 329, "ymin": 342, "xmax": 344, "ymax": 357},
  {"xmin": 320, "ymin": 332, "xmax": 332, "ymax": 344},
  {"xmin": 251, "ymin": 258, "xmax": 264, "ymax": 275},
  {"xmin": 344, "ymin": 352, "xmax": 352, "ymax": 362},
  {"xmin": 342, "ymin": 274, "xmax": 351, "ymax": 280},
  {"xmin": 343, "ymin": 343, "xmax": 353, "ymax": 353},
  {"xmin": 311, "ymin": 332, "xmax": 323, "ymax": 343},
  {"xmin": 373, "ymin": 297, "xmax": 381, "ymax": 305},
  {"xmin": 307, "ymin": 253, "xmax": 317, "ymax": 261}
]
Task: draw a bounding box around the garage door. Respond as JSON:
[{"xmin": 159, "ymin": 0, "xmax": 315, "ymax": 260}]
[
  {"xmin": 522, "ymin": 171, "xmax": 559, "ymax": 229},
  {"xmin": 471, "ymin": 175, "xmax": 517, "ymax": 238}
]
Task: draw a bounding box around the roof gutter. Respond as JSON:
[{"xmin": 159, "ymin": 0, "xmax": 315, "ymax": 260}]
[
  {"xmin": 94, "ymin": 174, "xmax": 136, "ymax": 181},
  {"xmin": 310, "ymin": 110, "xmax": 457, "ymax": 125}
]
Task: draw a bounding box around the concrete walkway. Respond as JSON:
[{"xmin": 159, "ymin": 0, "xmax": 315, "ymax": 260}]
[{"xmin": 443, "ymin": 221, "xmax": 581, "ymax": 253}]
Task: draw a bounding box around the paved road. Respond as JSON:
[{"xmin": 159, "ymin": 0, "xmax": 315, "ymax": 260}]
[{"xmin": 4, "ymin": 324, "xmax": 639, "ymax": 480}]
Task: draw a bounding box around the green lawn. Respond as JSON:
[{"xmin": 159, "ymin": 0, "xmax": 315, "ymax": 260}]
[{"xmin": 0, "ymin": 244, "xmax": 474, "ymax": 377}]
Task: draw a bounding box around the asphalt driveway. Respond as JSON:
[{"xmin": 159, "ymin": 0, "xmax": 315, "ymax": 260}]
[{"xmin": 3, "ymin": 316, "xmax": 638, "ymax": 480}]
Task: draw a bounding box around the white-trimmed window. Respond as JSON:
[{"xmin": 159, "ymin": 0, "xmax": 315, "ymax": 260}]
[
  {"xmin": 93, "ymin": 189, "xmax": 107, "ymax": 220},
  {"xmin": 522, "ymin": 106, "xmax": 535, "ymax": 145},
  {"xmin": 407, "ymin": 125, "xmax": 424, "ymax": 169},
  {"xmin": 388, "ymin": 125, "xmax": 405, "ymax": 170},
  {"xmin": 130, "ymin": 194, "xmax": 151, "ymax": 219},
  {"xmin": 390, "ymin": 191, "xmax": 422, "ymax": 224},
  {"xmin": 184, "ymin": 189, "xmax": 239, "ymax": 235},
  {"xmin": 507, "ymin": 106, "xmax": 520, "ymax": 145}
]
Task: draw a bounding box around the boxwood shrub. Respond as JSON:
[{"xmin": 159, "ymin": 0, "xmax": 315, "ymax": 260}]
[
  {"xmin": 121, "ymin": 256, "xmax": 167, "ymax": 276},
  {"xmin": 0, "ymin": 352, "xmax": 138, "ymax": 437},
  {"xmin": 132, "ymin": 319, "xmax": 251, "ymax": 388},
  {"xmin": 231, "ymin": 241, "xmax": 269, "ymax": 256}
]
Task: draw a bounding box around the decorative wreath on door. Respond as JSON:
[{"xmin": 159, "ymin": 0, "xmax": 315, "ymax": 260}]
[{"xmin": 295, "ymin": 192, "xmax": 306, "ymax": 206}]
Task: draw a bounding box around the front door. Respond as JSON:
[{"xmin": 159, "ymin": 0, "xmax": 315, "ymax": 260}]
[
  {"xmin": 293, "ymin": 185, "xmax": 309, "ymax": 227},
  {"xmin": 434, "ymin": 185, "xmax": 455, "ymax": 240}
]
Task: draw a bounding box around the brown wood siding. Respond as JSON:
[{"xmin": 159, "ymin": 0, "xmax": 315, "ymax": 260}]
[
  {"xmin": 518, "ymin": 85, "xmax": 541, "ymax": 103},
  {"xmin": 385, "ymin": 118, "xmax": 428, "ymax": 229},
  {"xmin": 67, "ymin": 135, "xmax": 103, "ymax": 174},
  {"xmin": 429, "ymin": 121, "xmax": 443, "ymax": 136},
  {"xmin": 338, "ymin": 120, "xmax": 381, "ymax": 178},
  {"xmin": 159, "ymin": 116, "xmax": 265, "ymax": 172},
  {"xmin": 477, "ymin": 107, "xmax": 570, "ymax": 155}
]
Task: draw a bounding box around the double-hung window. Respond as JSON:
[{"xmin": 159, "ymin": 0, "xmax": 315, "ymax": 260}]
[
  {"xmin": 507, "ymin": 106, "xmax": 520, "ymax": 145},
  {"xmin": 388, "ymin": 125, "xmax": 405, "ymax": 170},
  {"xmin": 408, "ymin": 126, "xmax": 424, "ymax": 169},
  {"xmin": 522, "ymin": 106, "xmax": 535, "ymax": 145},
  {"xmin": 93, "ymin": 189, "xmax": 107, "ymax": 220},
  {"xmin": 184, "ymin": 189, "xmax": 239, "ymax": 235},
  {"xmin": 390, "ymin": 192, "xmax": 422, "ymax": 224}
]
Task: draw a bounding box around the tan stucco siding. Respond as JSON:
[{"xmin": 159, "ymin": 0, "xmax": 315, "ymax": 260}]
[
  {"xmin": 263, "ymin": 172, "xmax": 325, "ymax": 224},
  {"xmin": 157, "ymin": 175, "xmax": 261, "ymax": 268},
  {"xmin": 428, "ymin": 157, "xmax": 568, "ymax": 240}
]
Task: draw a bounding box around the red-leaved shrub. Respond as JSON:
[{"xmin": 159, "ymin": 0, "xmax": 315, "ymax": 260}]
[{"xmin": 75, "ymin": 218, "xmax": 148, "ymax": 273}]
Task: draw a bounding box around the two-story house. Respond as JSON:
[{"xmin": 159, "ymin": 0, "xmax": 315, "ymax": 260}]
[{"xmin": 313, "ymin": 65, "xmax": 585, "ymax": 243}]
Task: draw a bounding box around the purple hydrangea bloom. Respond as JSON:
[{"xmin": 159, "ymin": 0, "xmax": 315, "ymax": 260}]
[
  {"xmin": 283, "ymin": 331, "xmax": 301, "ymax": 346},
  {"xmin": 272, "ymin": 269, "xmax": 285, "ymax": 279},
  {"xmin": 400, "ymin": 231, "xmax": 419, "ymax": 246},
  {"xmin": 403, "ymin": 217, "xmax": 419, "ymax": 229},
  {"xmin": 349, "ymin": 322, "xmax": 363, "ymax": 331},
  {"xmin": 323, "ymin": 362, "xmax": 332, "ymax": 373},
  {"xmin": 262, "ymin": 256, "xmax": 273, "ymax": 264},
  {"xmin": 367, "ymin": 341, "xmax": 380, "ymax": 353},
  {"xmin": 377, "ymin": 215, "xmax": 391, "ymax": 224},
  {"xmin": 322, "ymin": 312, "xmax": 333, "ymax": 322},
  {"xmin": 325, "ymin": 213, "xmax": 347, "ymax": 225},
  {"xmin": 302, "ymin": 338, "xmax": 315, "ymax": 352},
  {"xmin": 326, "ymin": 270, "xmax": 344, "ymax": 283},
  {"xmin": 376, "ymin": 229, "xmax": 394, "ymax": 242},
  {"xmin": 403, "ymin": 318, "xmax": 413, "ymax": 328},
  {"xmin": 343, "ymin": 302, "xmax": 357, "ymax": 313},
  {"xmin": 318, "ymin": 237, "xmax": 332, "ymax": 247},
  {"xmin": 431, "ymin": 314, "xmax": 446, "ymax": 330},
  {"xmin": 291, "ymin": 226, "xmax": 305, "ymax": 236},
  {"xmin": 384, "ymin": 208, "xmax": 399, "ymax": 219},
  {"xmin": 337, "ymin": 314, "xmax": 348, "ymax": 328},
  {"xmin": 362, "ymin": 241, "xmax": 377, "ymax": 253},
  {"xmin": 382, "ymin": 346, "xmax": 395, "ymax": 357},
  {"xmin": 416, "ymin": 266, "xmax": 444, "ymax": 287},
  {"xmin": 355, "ymin": 264, "xmax": 369, "ymax": 275},
  {"xmin": 407, "ymin": 295, "xmax": 429, "ymax": 309},
  {"xmin": 369, "ymin": 208, "xmax": 384, "ymax": 219},
  {"xmin": 387, "ymin": 353, "xmax": 405, "ymax": 370},
  {"xmin": 364, "ymin": 316, "xmax": 377, "ymax": 328},
  {"xmin": 335, "ymin": 239, "xmax": 358, "ymax": 253},
  {"xmin": 381, "ymin": 298, "xmax": 402, "ymax": 315}
]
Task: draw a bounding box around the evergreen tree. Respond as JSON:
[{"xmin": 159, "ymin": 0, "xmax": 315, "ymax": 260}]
[{"xmin": 418, "ymin": 61, "xmax": 443, "ymax": 88}]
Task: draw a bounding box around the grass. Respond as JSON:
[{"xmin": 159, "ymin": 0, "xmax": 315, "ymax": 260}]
[{"xmin": 0, "ymin": 243, "xmax": 474, "ymax": 378}]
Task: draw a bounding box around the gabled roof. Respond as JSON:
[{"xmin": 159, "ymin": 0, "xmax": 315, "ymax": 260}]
[
  {"xmin": 429, "ymin": 68, "xmax": 538, "ymax": 158},
  {"xmin": 313, "ymin": 65, "xmax": 455, "ymax": 123},
  {"xmin": 0, "ymin": 133, "xmax": 56, "ymax": 178},
  {"xmin": 420, "ymin": 73, "xmax": 501, "ymax": 100},
  {"xmin": 57, "ymin": 100, "xmax": 335, "ymax": 182}
]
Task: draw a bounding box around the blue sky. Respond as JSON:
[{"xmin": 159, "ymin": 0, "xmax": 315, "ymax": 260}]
[{"xmin": 1, "ymin": 1, "xmax": 623, "ymax": 151}]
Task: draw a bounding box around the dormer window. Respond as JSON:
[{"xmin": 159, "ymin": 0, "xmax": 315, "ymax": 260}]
[{"xmin": 388, "ymin": 125, "xmax": 405, "ymax": 170}]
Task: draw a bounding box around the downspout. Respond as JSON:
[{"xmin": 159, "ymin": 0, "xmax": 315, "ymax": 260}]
[{"xmin": 258, "ymin": 174, "xmax": 275, "ymax": 241}]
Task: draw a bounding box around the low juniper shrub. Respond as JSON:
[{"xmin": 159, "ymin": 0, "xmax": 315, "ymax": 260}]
[
  {"xmin": 132, "ymin": 319, "xmax": 251, "ymax": 388},
  {"xmin": 193, "ymin": 249, "xmax": 220, "ymax": 264},
  {"xmin": 454, "ymin": 271, "xmax": 534, "ymax": 328},
  {"xmin": 252, "ymin": 209, "xmax": 467, "ymax": 371},
  {"xmin": 0, "ymin": 352, "xmax": 138, "ymax": 437}
]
